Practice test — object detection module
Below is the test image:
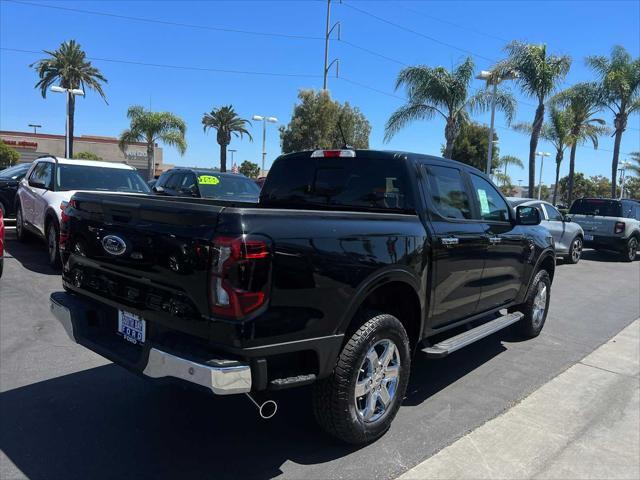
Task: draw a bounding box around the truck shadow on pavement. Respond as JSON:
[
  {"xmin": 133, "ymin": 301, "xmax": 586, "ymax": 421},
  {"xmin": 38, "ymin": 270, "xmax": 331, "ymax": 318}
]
[
  {"xmin": 4, "ymin": 233, "xmax": 59, "ymax": 276},
  {"xmin": 0, "ymin": 335, "xmax": 507, "ymax": 480}
]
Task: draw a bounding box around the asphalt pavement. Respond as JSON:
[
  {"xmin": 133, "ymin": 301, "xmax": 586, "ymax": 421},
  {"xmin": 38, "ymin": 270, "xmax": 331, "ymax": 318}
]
[{"xmin": 1, "ymin": 228, "xmax": 639, "ymax": 480}]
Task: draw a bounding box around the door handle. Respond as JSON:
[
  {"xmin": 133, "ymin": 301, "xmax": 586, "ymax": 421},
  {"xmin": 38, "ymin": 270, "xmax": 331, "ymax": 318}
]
[
  {"xmin": 489, "ymin": 236, "xmax": 502, "ymax": 244},
  {"xmin": 441, "ymin": 237, "xmax": 459, "ymax": 246}
]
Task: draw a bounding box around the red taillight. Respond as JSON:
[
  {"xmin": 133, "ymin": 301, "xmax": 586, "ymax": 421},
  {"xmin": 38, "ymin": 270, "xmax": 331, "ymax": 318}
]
[
  {"xmin": 208, "ymin": 235, "xmax": 271, "ymax": 319},
  {"xmin": 615, "ymin": 222, "xmax": 625, "ymax": 234},
  {"xmin": 59, "ymin": 200, "xmax": 77, "ymax": 251}
]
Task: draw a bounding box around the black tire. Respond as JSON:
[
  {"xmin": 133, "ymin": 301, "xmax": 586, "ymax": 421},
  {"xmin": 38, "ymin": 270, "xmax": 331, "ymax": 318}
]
[
  {"xmin": 313, "ymin": 312, "xmax": 411, "ymax": 444},
  {"xmin": 565, "ymin": 236, "xmax": 582, "ymax": 264},
  {"xmin": 514, "ymin": 269, "xmax": 551, "ymax": 339},
  {"xmin": 0, "ymin": 201, "xmax": 6, "ymax": 217},
  {"xmin": 46, "ymin": 219, "xmax": 61, "ymax": 269},
  {"xmin": 621, "ymin": 236, "xmax": 638, "ymax": 263},
  {"xmin": 15, "ymin": 204, "xmax": 27, "ymax": 242}
]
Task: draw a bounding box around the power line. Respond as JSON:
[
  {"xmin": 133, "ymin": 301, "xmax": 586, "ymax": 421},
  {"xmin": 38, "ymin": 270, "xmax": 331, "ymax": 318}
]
[
  {"xmin": 340, "ymin": 1, "xmax": 497, "ymax": 63},
  {"xmin": 4, "ymin": 0, "xmax": 324, "ymax": 40},
  {"xmin": 1, "ymin": 47, "xmax": 322, "ymax": 78}
]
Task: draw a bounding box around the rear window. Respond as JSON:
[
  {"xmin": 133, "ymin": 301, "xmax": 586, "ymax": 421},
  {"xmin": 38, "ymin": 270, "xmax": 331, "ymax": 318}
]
[
  {"xmin": 55, "ymin": 164, "xmax": 150, "ymax": 193},
  {"xmin": 569, "ymin": 199, "xmax": 622, "ymax": 217},
  {"xmin": 260, "ymin": 154, "xmax": 414, "ymax": 212},
  {"xmin": 196, "ymin": 174, "xmax": 260, "ymax": 201}
]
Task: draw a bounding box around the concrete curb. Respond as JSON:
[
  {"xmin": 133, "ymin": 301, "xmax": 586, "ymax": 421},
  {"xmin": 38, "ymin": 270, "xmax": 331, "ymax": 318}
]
[{"xmin": 398, "ymin": 320, "xmax": 640, "ymax": 480}]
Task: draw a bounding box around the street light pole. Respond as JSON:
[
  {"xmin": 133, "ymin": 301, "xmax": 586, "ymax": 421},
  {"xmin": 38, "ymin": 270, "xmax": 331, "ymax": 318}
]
[
  {"xmin": 252, "ymin": 115, "xmax": 278, "ymax": 176},
  {"xmin": 619, "ymin": 163, "xmax": 629, "ymax": 199},
  {"xmin": 50, "ymin": 85, "xmax": 84, "ymax": 158},
  {"xmin": 536, "ymin": 151, "xmax": 550, "ymax": 200},
  {"xmin": 228, "ymin": 149, "xmax": 237, "ymax": 166},
  {"xmin": 475, "ymin": 70, "xmax": 516, "ymax": 175}
]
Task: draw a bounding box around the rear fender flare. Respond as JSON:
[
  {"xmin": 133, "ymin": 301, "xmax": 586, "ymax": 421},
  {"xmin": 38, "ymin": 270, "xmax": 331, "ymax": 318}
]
[{"xmin": 336, "ymin": 267, "xmax": 426, "ymax": 336}]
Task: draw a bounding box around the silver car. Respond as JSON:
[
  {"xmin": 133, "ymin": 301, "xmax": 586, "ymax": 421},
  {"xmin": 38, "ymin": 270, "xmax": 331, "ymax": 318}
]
[{"xmin": 508, "ymin": 198, "xmax": 585, "ymax": 264}]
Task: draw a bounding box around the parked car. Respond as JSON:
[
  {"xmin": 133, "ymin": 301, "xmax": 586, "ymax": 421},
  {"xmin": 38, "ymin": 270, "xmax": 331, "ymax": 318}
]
[
  {"xmin": 0, "ymin": 162, "xmax": 32, "ymax": 217},
  {"xmin": 255, "ymin": 176, "xmax": 267, "ymax": 189},
  {"xmin": 0, "ymin": 208, "xmax": 4, "ymax": 277},
  {"xmin": 152, "ymin": 168, "xmax": 260, "ymax": 202},
  {"xmin": 15, "ymin": 156, "xmax": 150, "ymax": 267},
  {"xmin": 569, "ymin": 198, "xmax": 640, "ymax": 262},
  {"xmin": 508, "ymin": 198, "xmax": 584, "ymax": 264},
  {"xmin": 50, "ymin": 149, "xmax": 554, "ymax": 444}
]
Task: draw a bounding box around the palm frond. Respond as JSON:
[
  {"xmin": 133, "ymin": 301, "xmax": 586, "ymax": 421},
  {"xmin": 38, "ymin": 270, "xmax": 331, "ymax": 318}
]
[{"xmin": 384, "ymin": 103, "xmax": 438, "ymax": 142}]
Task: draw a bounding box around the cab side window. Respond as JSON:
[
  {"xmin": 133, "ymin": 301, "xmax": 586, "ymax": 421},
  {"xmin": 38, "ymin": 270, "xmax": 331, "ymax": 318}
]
[
  {"xmin": 155, "ymin": 171, "xmax": 171, "ymax": 188},
  {"xmin": 544, "ymin": 204, "xmax": 564, "ymax": 221},
  {"xmin": 424, "ymin": 165, "xmax": 472, "ymax": 220},
  {"xmin": 165, "ymin": 172, "xmax": 184, "ymax": 191},
  {"xmin": 29, "ymin": 162, "xmax": 53, "ymax": 189},
  {"xmin": 469, "ymin": 174, "xmax": 510, "ymax": 222}
]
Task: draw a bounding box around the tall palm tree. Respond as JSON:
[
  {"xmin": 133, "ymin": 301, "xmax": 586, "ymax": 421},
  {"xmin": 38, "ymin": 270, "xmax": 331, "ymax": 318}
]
[
  {"xmin": 515, "ymin": 107, "xmax": 573, "ymax": 204},
  {"xmin": 202, "ymin": 106, "xmax": 252, "ymax": 172},
  {"xmin": 494, "ymin": 41, "xmax": 571, "ymax": 197},
  {"xmin": 384, "ymin": 57, "xmax": 515, "ymax": 158},
  {"xmin": 31, "ymin": 40, "xmax": 107, "ymax": 158},
  {"xmin": 586, "ymin": 46, "xmax": 640, "ymax": 197},
  {"xmin": 118, "ymin": 106, "xmax": 187, "ymax": 180},
  {"xmin": 625, "ymin": 151, "xmax": 640, "ymax": 176},
  {"xmin": 553, "ymin": 83, "xmax": 608, "ymax": 205},
  {"xmin": 498, "ymin": 155, "xmax": 523, "ymax": 182}
]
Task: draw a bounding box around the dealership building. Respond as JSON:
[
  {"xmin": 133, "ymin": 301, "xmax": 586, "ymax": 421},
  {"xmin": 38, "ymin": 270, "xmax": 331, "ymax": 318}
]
[{"xmin": 0, "ymin": 130, "xmax": 169, "ymax": 178}]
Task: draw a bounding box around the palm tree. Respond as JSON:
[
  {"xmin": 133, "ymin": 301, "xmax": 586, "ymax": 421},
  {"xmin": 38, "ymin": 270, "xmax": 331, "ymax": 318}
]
[
  {"xmin": 514, "ymin": 107, "xmax": 571, "ymax": 204},
  {"xmin": 494, "ymin": 41, "xmax": 571, "ymax": 197},
  {"xmin": 498, "ymin": 155, "xmax": 523, "ymax": 182},
  {"xmin": 586, "ymin": 46, "xmax": 640, "ymax": 197},
  {"xmin": 118, "ymin": 106, "xmax": 187, "ymax": 180},
  {"xmin": 202, "ymin": 106, "xmax": 252, "ymax": 172},
  {"xmin": 31, "ymin": 40, "xmax": 108, "ymax": 159},
  {"xmin": 384, "ymin": 57, "xmax": 515, "ymax": 158},
  {"xmin": 553, "ymin": 83, "xmax": 608, "ymax": 205},
  {"xmin": 625, "ymin": 151, "xmax": 640, "ymax": 176}
]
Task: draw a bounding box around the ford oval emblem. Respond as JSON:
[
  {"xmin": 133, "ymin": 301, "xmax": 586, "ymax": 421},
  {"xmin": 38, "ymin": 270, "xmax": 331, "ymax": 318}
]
[{"xmin": 102, "ymin": 235, "xmax": 127, "ymax": 256}]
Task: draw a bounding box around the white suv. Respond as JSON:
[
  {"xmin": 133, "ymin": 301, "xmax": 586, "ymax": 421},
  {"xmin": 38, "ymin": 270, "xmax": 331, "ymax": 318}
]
[{"xmin": 15, "ymin": 156, "xmax": 149, "ymax": 267}]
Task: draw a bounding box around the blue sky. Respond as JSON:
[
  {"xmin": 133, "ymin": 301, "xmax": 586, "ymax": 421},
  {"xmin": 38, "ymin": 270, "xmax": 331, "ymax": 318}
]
[{"xmin": 1, "ymin": 0, "xmax": 639, "ymax": 185}]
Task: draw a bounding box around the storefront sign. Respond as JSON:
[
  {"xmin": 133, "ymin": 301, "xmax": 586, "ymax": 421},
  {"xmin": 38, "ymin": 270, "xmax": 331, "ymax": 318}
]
[{"xmin": 2, "ymin": 139, "xmax": 38, "ymax": 149}]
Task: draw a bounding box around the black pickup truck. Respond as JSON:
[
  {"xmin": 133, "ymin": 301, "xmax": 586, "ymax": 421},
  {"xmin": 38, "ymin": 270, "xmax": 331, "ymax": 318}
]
[{"xmin": 50, "ymin": 149, "xmax": 555, "ymax": 444}]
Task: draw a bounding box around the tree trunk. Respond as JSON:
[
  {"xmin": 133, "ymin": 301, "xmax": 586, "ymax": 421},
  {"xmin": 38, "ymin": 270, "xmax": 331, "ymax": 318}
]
[
  {"xmin": 567, "ymin": 142, "xmax": 577, "ymax": 206},
  {"xmin": 552, "ymin": 151, "xmax": 562, "ymax": 206},
  {"xmin": 146, "ymin": 142, "xmax": 154, "ymax": 181},
  {"xmin": 611, "ymin": 126, "xmax": 625, "ymax": 198},
  {"xmin": 68, "ymin": 93, "xmax": 75, "ymax": 158},
  {"xmin": 528, "ymin": 103, "xmax": 545, "ymax": 198},
  {"xmin": 220, "ymin": 143, "xmax": 227, "ymax": 172},
  {"xmin": 443, "ymin": 119, "xmax": 457, "ymax": 159}
]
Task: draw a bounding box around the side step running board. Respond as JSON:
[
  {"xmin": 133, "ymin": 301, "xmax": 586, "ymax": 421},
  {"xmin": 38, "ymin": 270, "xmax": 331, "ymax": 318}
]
[{"xmin": 422, "ymin": 312, "xmax": 523, "ymax": 358}]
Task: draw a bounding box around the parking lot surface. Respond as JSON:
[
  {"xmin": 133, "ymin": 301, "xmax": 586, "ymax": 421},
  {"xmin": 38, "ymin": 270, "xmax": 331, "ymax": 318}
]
[{"xmin": 1, "ymin": 229, "xmax": 639, "ymax": 480}]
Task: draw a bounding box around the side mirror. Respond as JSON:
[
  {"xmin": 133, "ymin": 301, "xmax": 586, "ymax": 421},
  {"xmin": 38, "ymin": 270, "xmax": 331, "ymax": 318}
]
[
  {"xmin": 153, "ymin": 185, "xmax": 165, "ymax": 194},
  {"xmin": 564, "ymin": 215, "xmax": 572, "ymax": 222},
  {"xmin": 515, "ymin": 205, "xmax": 541, "ymax": 226}
]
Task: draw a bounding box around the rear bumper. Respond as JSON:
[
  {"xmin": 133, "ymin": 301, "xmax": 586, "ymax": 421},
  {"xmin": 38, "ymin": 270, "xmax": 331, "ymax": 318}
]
[
  {"xmin": 50, "ymin": 292, "xmax": 252, "ymax": 395},
  {"xmin": 583, "ymin": 235, "xmax": 626, "ymax": 251}
]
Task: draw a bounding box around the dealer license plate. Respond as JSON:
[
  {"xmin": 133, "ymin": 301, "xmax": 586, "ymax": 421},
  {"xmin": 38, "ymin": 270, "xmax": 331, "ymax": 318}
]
[
  {"xmin": 118, "ymin": 310, "xmax": 146, "ymax": 344},
  {"xmin": 584, "ymin": 234, "xmax": 594, "ymax": 241}
]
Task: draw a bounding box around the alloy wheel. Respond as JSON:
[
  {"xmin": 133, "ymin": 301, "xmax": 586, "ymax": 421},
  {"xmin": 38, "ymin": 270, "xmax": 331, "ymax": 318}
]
[
  {"xmin": 48, "ymin": 225, "xmax": 58, "ymax": 263},
  {"xmin": 629, "ymin": 238, "xmax": 638, "ymax": 261},
  {"xmin": 16, "ymin": 209, "xmax": 23, "ymax": 237},
  {"xmin": 571, "ymin": 238, "xmax": 582, "ymax": 263},
  {"xmin": 354, "ymin": 339, "xmax": 400, "ymax": 423},
  {"xmin": 532, "ymin": 282, "xmax": 547, "ymax": 328}
]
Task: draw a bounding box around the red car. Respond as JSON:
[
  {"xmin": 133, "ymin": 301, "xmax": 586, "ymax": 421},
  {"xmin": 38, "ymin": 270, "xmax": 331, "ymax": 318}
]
[{"xmin": 0, "ymin": 208, "xmax": 4, "ymax": 277}]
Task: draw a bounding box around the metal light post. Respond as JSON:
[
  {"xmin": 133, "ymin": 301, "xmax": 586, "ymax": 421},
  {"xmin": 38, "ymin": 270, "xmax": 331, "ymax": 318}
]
[
  {"xmin": 228, "ymin": 149, "xmax": 237, "ymax": 165},
  {"xmin": 252, "ymin": 115, "xmax": 278, "ymax": 176},
  {"xmin": 619, "ymin": 162, "xmax": 629, "ymax": 199},
  {"xmin": 536, "ymin": 151, "xmax": 550, "ymax": 200},
  {"xmin": 475, "ymin": 70, "xmax": 516, "ymax": 175},
  {"xmin": 51, "ymin": 85, "xmax": 84, "ymax": 158},
  {"xmin": 28, "ymin": 124, "xmax": 42, "ymax": 134}
]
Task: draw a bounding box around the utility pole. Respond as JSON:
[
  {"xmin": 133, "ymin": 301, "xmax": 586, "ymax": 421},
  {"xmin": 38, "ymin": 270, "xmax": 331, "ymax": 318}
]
[{"xmin": 323, "ymin": 0, "xmax": 340, "ymax": 90}]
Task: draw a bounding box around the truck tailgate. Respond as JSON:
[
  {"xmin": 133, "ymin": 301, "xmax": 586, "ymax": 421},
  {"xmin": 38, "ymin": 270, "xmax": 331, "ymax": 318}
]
[{"xmin": 62, "ymin": 193, "xmax": 225, "ymax": 339}]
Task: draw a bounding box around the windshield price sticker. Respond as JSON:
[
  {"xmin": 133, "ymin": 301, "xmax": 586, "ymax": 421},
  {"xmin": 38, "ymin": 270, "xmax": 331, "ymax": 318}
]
[
  {"xmin": 198, "ymin": 175, "xmax": 220, "ymax": 185},
  {"xmin": 478, "ymin": 189, "xmax": 490, "ymax": 215}
]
